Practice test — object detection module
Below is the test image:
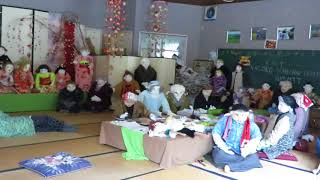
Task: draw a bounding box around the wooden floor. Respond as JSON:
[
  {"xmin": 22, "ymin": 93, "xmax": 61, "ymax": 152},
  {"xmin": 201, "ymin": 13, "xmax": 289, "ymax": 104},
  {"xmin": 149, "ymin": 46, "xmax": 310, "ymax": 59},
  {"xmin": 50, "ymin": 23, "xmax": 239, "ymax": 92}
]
[{"xmin": 0, "ymin": 111, "xmax": 320, "ymax": 180}]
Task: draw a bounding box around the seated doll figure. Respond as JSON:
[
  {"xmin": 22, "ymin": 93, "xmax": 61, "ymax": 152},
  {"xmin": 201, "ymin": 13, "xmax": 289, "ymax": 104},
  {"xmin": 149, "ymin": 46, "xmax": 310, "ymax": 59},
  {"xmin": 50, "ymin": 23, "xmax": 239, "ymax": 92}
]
[
  {"xmin": 74, "ymin": 49, "xmax": 94, "ymax": 92},
  {"xmin": 134, "ymin": 58, "xmax": 157, "ymax": 91},
  {"xmin": 114, "ymin": 70, "xmax": 140, "ymax": 98},
  {"xmin": 86, "ymin": 78, "xmax": 113, "ymax": 112},
  {"xmin": 55, "ymin": 65, "xmax": 71, "ymax": 91},
  {"xmin": 0, "ymin": 111, "xmax": 75, "ymax": 137},
  {"xmin": 166, "ymin": 84, "xmax": 190, "ymax": 113},
  {"xmin": 253, "ymin": 83, "xmax": 274, "ymax": 109},
  {"xmin": 193, "ymin": 85, "xmax": 216, "ymax": 110},
  {"xmin": 272, "ymin": 81, "xmax": 293, "ymax": 106},
  {"xmin": 258, "ymin": 96, "xmax": 299, "ymax": 159},
  {"xmin": 116, "ymin": 92, "xmax": 150, "ymax": 119},
  {"xmin": 0, "ymin": 63, "xmax": 16, "ymax": 93},
  {"xmin": 35, "ymin": 64, "xmax": 56, "ymax": 93},
  {"xmin": 138, "ymin": 80, "xmax": 173, "ymax": 116},
  {"xmin": 14, "ymin": 58, "xmax": 34, "ymax": 93},
  {"xmin": 211, "ymin": 70, "xmax": 227, "ymax": 97},
  {"xmin": 303, "ymin": 84, "xmax": 320, "ymax": 106},
  {"xmin": 0, "ymin": 46, "xmax": 12, "ymax": 70},
  {"xmin": 212, "ymin": 104, "xmax": 262, "ymax": 172},
  {"xmin": 230, "ymin": 64, "xmax": 244, "ymax": 93},
  {"xmin": 57, "ymin": 82, "xmax": 84, "ymax": 113}
]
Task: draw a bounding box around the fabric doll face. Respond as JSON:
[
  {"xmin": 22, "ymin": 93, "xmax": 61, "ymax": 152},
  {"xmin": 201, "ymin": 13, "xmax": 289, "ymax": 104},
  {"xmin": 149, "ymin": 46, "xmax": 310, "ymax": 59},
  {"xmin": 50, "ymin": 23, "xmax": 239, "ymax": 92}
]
[
  {"xmin": 123, "ymin": 74, "xmax": 133, "ymax": 82},
  {"xmin": 58, "ymin": 69, "xmax": 66, "ymax": 75},
  {"xmin": 303, "ymin": 84, "xmax": 313, "ymax": 94},
  {"xmin": 262, "ymin": 83, "xmax": 270, "ymax": 91},
  {"xmin": 280, "ymin": 81, "xmax": 292, "ymax": 93},
  {"xmin": 5, "ymin": 64, "xmax": 14, "ymax": 74},
  {"xmin": 231, "ymin": 110, "xmax": 249, "ymax": 123},
  {"xmin": 278, "ymin": 98, "xmax": 291, "ymax": 113},
  {"xmin": 235, "ymin": 65, "xmax": 242, "ymax": 72},
  {"xmin": 170, "ymin": 84, "xmax": 185, "ymax": 101},
  {"xmin": 96, "ymin": 79, "xmax": 106, "ymax": 87},
  {"xmin": 80, "ymin": 49, "xmax": 90, "ymax": 56},
  {"xmin": 39, "ymin": 68, "xmax": 48, "ymax": 74},
  {"xmin": 0, "ymin": 47, "xmax": 5, "ymax": 56},
  {"xmin": 66, "ymin": 83, "xmax": 76, "ymax": 92},
  {"xmin": 216, "ymin": 60, "xmax": 224, "ymax": 69},
  {"xmin": 215, "ymin": 70, "xmax": 223, "ymax": 77},
  {"xmin": 202, "ymin": 89, "xmax": 212, "ymax": 97},
  {"xmin": 141, "ymin": 58, "xmax": 150, "ymax": 69},
  {"xmin": 23, "ymin": 64, "xmax": 31, "ymax": 72},
  {"xmin": 150, "ymin": 85, "xmax": 160, "ymax": 96}
]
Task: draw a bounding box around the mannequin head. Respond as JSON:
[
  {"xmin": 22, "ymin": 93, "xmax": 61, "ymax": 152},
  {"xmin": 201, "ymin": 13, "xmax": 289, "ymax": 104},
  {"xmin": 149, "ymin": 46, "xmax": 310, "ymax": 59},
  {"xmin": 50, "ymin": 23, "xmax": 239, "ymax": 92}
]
[
  {"xmin": 170, "ymin": 84, "xmax": 186, "ymax": 101},
  {"xmin": 303, "ymin": 84, "xmax": 313, "ymax": 94},
  {"xmin": 141, "ymin": 58, "xmax": 150, "ymax": 69},
  {"xmin": 17, "ymin": 57, "xmax": 31, "ymax": 72},
  {"xmin": 80, "ymin": 48, "xmax": 90, "ymax": 56},
  {"xmin": 0, "ymin": 46, "xmax": 7, "ymax": 56},
  {"xmin": 122, "ymin": 92, "xmax": 138, "ymax": 107},
  {"xmin": 278, "ymin": 95, "xmax": 298, "ymax": 113},
  {"xmin": 201, "ymin": 84, "xmax": 213, "ymax": 98},
  {"xmin": 96, "ymin": 78, "xmax": 107, "ymax": 88},
  {"xmin": 279, "ymin": 81, "xmax": 292, "ymax": 93},
  {"xmin": 216, "ymin": 59, "xmax": 224, "ymax": 69},
  {"xmin": 148, "ymin": 80, "xmax": 161, "ymax": 96},
  {"xmin": 4, "ymin": 63, "xmax": 14, "ymax": 74},
  {"xmin": 215, "ymin": 70, "xmax": 223, "ymax": 77},
  {"xmin": 66, "ymin": 82, "xmax": 76, "ymax": 92},
  {"xmin": 36, "ymin": 64, "xmax": 51, "ymax": 74},
  {"xmin": 235, "ymin": 64, "xmax": 243, "ymax": 73},
  {"xmin": 230, "ymin": 104, "xmax": 250, "ymax": 123},
  {"xmin": 123, "ymin": 70, "xmax": 133, "ymax": 83},
  {"xmin": 55, "ymin": 65, "xmax": 67, "ymax": 75},
  {"xmin": 262, "ymin": 83, "xmax": 271, "ymax": 91}
]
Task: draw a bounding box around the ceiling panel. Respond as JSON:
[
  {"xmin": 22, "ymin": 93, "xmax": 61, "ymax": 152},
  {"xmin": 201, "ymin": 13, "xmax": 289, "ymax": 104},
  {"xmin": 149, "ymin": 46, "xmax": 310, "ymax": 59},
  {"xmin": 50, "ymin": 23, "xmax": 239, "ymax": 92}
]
[{"xmin": 164, "ymin": 0, "xmax": 262, "ymax": 6}]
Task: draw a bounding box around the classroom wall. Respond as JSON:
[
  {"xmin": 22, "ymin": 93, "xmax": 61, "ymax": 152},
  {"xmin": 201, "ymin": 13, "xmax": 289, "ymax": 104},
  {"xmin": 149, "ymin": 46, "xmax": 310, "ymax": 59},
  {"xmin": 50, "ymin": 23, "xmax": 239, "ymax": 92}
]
[
  {"xmin": 133, "ymin": 0, "xmax": 203, "ymax": 66},
  {"xmin": 199, "ymin": 0, "xmax": 320, "ymax": 59}
]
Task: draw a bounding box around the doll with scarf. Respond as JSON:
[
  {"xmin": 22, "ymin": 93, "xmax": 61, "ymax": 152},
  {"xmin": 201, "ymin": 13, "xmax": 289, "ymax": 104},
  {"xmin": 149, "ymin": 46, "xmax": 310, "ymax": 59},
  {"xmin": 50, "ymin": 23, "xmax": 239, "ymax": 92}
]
[
  {"xmin": 57, "ymin": 81, "xmax": 84, "ymax": 113},
  {"xmin": 0, "ymin": 63, "xmax": 16, "ymax": 93},
  {"xmin": 166, "ymin": 84, "xmax": 190, "ymax": 113},
  {"xmin": 211, "ymin": 70, "xmax": 227, "ymax": 97},
  {"xmin": 55, "ymin": 65, "xmax": 71, "ymax": 91},
  {"xmin": 86, "ymin": 78, "xmax": 113, "ymax": 112},
  {"xmin": 258, "ymin": 96, "xmax": 298, "ymax": 159},
  {"xmin": 211, "ymin": 104, "xmax": 262, "ymax": 172},
  {"xmin": 210, "ymin": 59, "xmax": 232, "ymax": 90},
  {"xmin": 35, "ymin": 64, "xmax": 56, "ymax": 93},
  {"xmin": 74, "ymin": 49, "xmax": 94, "ymax": 92},
  {"xmin": 114, "ymin": 70, "xmax": 140, "ymax": 98},
  {"xmin": 193, "ymin": 85, "xmax": 217, "ymax": 110},
  {"xmin": 116, "ymin": 92, "xmax": 150, "ymax": 119},
  {"xmin": 0, "ymin": 46, "xmax": 12, "ymax": 70},
  {"xmin": 253, "ymin": 83, "xmax": 274, "ymax": 109},
  {"xmin": 303, "ymin": 83, "xmax": 320, "ymax": 106},
  {"xmin": 271, "ymin": 81, "xmax": 294, "ymax": 106},
  {"xmin": 14, "ymin": 57, "xmax": 34, "ymax": 93}
]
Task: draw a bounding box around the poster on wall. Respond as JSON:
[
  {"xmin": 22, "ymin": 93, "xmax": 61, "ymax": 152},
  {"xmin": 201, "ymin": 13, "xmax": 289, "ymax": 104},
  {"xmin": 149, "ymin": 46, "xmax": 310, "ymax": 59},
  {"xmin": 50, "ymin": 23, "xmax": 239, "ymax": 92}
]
[
  {"xmin": 277, "ymin": 26, "xmax": 294, "ymax": 40},
  {"xmin": 1, "ymin": 6, "xmax": 33, "ymax": 63},
  {"xmin": 309, "ymin": 24, "xmax": 320, "ymax": 39},
  {"xmin": 251, "ymin": 27, "xmax": 267, "ymax": 40},
  {"xmin": 264, "ymin": 39, "xmax": 277, "ymax": 49},
  {"xmin": 226, "ymin": 30, "xmax": 240, "ymax": 44}
]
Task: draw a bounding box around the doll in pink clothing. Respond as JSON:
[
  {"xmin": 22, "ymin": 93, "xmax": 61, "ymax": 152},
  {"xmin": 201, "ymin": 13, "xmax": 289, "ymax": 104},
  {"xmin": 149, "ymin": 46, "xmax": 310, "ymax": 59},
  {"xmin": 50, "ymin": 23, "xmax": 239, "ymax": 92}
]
[
  {"xmin": 74, "ymin": 49, "xmax": 94, "ymax": 92},
  {"xmin": 55, "ymin": 65, "xmax": 71, "ymax": 91}
]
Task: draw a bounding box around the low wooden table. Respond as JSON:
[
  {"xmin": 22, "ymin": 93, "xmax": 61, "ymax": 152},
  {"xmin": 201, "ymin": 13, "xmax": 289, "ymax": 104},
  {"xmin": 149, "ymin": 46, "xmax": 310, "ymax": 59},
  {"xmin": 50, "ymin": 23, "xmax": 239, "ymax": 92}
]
[{"xmin": 99, "ymin": 121, "xmax": 213, "ymax": 168}]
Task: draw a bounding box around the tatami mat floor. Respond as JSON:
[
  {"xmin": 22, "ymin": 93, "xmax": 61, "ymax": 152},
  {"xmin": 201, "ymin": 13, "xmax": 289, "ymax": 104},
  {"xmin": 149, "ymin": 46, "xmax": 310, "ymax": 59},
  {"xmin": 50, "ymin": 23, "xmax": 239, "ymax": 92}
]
[{"xmin": 0, "ymin": 111, "xmax": 320, "ymax": 180}]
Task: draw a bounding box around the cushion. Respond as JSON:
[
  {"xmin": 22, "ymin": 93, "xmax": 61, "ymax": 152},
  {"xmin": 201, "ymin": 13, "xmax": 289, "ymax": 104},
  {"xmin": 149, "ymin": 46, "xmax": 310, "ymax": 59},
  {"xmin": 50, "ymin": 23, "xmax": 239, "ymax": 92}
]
[
  {"xmin": 257, "ymin": 151, "xmax": 298, "ymax": 161},
  {"xmin": 19, "ymin": 152, "xmax": 92, "ymax": 177},
  {"xmin": 257, "ymin": 152, "xmax": 298, "ymax": 161}
]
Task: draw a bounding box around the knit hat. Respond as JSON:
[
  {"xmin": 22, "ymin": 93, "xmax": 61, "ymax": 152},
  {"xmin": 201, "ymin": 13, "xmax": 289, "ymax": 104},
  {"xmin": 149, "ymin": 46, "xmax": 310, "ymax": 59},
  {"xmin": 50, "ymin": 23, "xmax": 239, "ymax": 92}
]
[
  {"xmin": 123, "ymin": 70, "xmax": 133, "ymax": 78},
  {"xmin": 230, "ymin": 104, "xmax": 249, "ymax": 112},
  {"xmin": 279, "ymin": 95, "xmax": 299, "ymax": 113},
  {"xmin": 148, "ymin": 80, "xmax": 160, "ymax": 91},
  {"xmin": 202, "ymin": 84, "xmax": 213, "ymax": 90}
]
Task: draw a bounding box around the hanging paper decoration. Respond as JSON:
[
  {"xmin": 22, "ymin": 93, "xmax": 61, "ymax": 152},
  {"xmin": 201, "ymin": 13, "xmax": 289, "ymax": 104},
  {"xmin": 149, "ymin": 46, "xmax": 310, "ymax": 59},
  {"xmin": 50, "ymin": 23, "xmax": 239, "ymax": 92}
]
[
  {"xmin": 63, "ymin": 21, "xmax": 76, "ymax": 79},
  {"xmin": 147, "ymin": 0, "xmax": 168, "ymax": 33}
]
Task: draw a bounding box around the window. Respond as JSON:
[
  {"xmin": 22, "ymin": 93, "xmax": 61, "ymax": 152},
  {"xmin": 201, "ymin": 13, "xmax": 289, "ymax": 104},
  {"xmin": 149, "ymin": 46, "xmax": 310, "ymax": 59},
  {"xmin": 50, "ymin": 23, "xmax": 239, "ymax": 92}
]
[{"xmin": 139, "ymin": 31, "xmax": 188, "ymax": 65}]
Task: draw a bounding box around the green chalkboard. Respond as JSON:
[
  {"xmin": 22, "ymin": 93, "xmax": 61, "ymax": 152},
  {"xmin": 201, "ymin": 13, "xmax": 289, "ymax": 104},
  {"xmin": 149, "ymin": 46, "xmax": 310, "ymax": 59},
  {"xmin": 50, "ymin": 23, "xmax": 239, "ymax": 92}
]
[{"xmin": 218, "ymin": 49, "xmax": 320, "ymax": 93}]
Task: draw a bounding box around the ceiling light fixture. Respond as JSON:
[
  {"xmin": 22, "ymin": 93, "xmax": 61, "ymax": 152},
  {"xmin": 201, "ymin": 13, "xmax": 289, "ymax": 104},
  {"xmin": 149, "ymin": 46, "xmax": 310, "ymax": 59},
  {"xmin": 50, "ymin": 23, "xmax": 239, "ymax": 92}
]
[{"xmin": 222, "ymin": 0, "xmax": 235, "ymax": 2}]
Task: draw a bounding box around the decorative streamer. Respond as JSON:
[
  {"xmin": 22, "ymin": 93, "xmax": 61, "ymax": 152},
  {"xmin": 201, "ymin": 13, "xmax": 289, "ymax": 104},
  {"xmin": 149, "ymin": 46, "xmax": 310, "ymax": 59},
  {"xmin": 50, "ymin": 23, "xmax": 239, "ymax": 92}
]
[
  {"xmin": 63, "ymin": 21, "xmax": 75, "ymax": 79},
  {"xmin": 147, "ymin": 0, "xmax": 168, "ymax": 33}
]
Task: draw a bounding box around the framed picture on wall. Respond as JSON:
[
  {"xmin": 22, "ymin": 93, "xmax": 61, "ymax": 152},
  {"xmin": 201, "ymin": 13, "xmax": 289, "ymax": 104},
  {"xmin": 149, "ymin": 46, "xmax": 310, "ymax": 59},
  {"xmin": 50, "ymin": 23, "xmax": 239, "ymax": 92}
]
[
  {"xmin": 203, "ymin": 6, "xmax": 217, "ymax": 21},
  {"xmin": 277, "ymin": 26, "xmax": 295, "ymax": 40},
  {"xmin": 226, "ymin": 30, "xmax": 240, "ymax": 44},
  {"xmin": 264, "ymin": 39, "xmax": 277, "ymax": 49},
  {"xmin": 309, "ymin": 24, "xmax": 320, "ymax": 39},
  {"xmin": 251, "ymin": 27, "xmax": 267, "ymax": 40}
]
